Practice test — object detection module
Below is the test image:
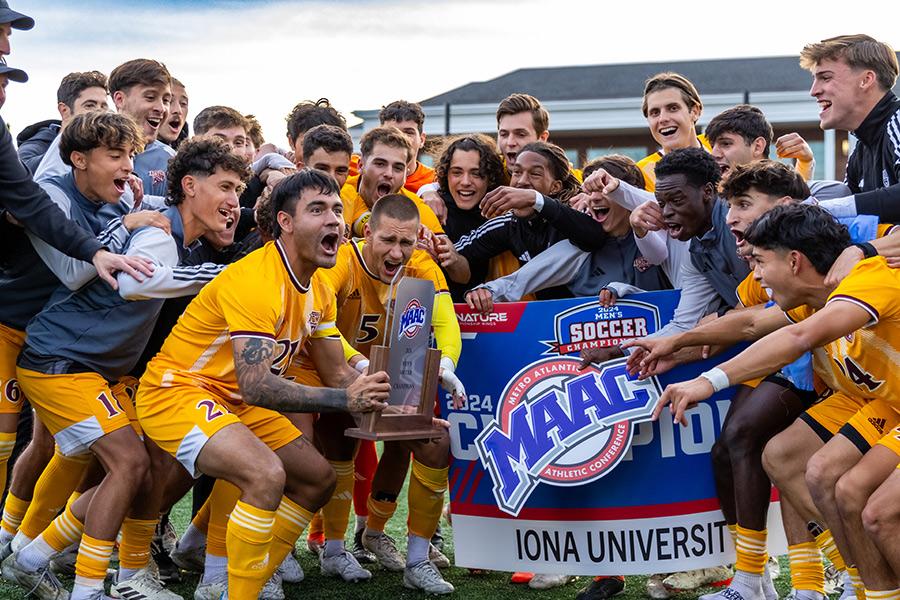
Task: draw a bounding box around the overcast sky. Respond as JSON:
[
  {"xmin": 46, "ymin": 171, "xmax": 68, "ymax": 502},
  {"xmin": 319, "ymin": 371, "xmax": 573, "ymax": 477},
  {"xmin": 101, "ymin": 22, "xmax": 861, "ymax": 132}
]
[{"xmin": 4, "ymin": 0, "xmax": 899, "ymax": 146}]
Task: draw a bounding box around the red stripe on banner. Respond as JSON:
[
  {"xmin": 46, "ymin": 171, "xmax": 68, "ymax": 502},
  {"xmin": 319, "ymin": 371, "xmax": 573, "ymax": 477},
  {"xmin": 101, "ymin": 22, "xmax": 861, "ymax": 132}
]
[
  {"xmin": 451, "ymin": 497, "xmax": 725, "ymax": 520},
  {"xmin": 454, "ymin": 461, "xmax": 476, "ymax": 503},
  {"xmin": 465, "ymin": 470, "xmax": 485, "ymax": 505},
  {"xmin": 448, "ymin": 466, "xmax": 462, "ymax": 495}
]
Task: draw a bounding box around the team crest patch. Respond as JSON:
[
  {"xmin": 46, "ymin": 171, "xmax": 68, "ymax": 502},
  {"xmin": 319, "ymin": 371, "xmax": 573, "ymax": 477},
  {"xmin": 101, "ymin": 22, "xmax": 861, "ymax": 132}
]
[
  {"xmin": 398, "ymin": 298, "xmax": 427, "ymax": 340},
  {"xmin": 307, "ymin": 311, "xmax": 321, "ymax": 331},
  {"xmin": 475, "ymin": 355, "xmax": 661, "ymax": 516},
  {"xmin": 149, "ymin": 170, "xmax": 166, "ymax": 185},
  {"xmin": 633, "ymin": 256, "xmax": 651, "ymax": 272}
]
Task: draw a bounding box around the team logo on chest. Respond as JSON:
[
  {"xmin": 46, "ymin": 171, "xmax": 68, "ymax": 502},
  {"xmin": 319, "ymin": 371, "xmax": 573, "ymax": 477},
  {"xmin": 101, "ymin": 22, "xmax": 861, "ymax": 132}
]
[{"xmin": 398, "ymin": 298, "xmax": 427, "ymax": 340}]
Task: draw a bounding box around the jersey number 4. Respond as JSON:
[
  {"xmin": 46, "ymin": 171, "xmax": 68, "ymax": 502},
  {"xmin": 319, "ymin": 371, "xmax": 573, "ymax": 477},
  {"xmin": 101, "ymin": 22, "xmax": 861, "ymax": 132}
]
[{"xmin": 834, "ymin": 356, "xmax": 884, "ymax": 392}]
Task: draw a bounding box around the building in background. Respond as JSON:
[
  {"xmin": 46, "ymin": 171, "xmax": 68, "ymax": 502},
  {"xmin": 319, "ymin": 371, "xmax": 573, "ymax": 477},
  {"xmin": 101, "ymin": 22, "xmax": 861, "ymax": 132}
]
[{"xmin": 352, "ymin": 54, "xmax": 900, "ymax": 181}]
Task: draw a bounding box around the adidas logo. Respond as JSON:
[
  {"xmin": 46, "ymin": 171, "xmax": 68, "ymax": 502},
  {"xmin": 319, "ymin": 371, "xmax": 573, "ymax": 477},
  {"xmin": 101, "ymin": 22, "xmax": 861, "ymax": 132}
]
[
  {"xmin": 348, "ymin": 290, "xmax": 361, "ymax": 300},
  {"xmin": 868, "ymin": 417, "xmax": 887, "ymax": 434}
]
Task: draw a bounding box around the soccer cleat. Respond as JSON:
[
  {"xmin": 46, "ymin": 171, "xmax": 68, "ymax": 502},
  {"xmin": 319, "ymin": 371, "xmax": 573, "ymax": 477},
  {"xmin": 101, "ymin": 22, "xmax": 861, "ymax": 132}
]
[
  {"xmin": 823, "ymin": 564, "xmax": 842, "ymax": 597},
  {"xmin": 665, "ymin": 566, "xmax": 733, "ymax": 591},
  {"xmin": 152, "ymin": 523, "xmax": 181, "ymax": 585},
  {"xmin": 79, "ymin": 590, "xmax": 115, "ymax": 600},
  {"xmin": 258, "ymin": 571, "xmax": 285, "ymax": 600},
  {"xmin": 111, "ymin": 567, "xmax": 184, "ymax": 599},
  {"xmin": 428, "ymin": 543, "xmax": 450, "ymax": 569},
  {"xmin": 306, "ymin": 532, "xmax": 324, "ymax": 557},
  {"xmin": 320, "ymin": 549, "xmax": 372, "ymax": 582},
  {"xmin": 361, "ymin": 532, "xmax": 404, "ymax": 572},
  {"xmin": 646, "ymin": 573, "xmax": 672, "ymax": 599},
  {"xmin": 837, "ymin": 571, "xmax": 856, "ymax": 600},
  {"xmin": 1, "ymin": 552, "xmax": 70, "ymax": 600},
  {"xmin": 277, "ymin": 551, "xmax": 303, "ymax": 584},
  {"xmin": 193, "ymin": 580, "xmax": 226, "ymax": 600},
  {"xmin": 700, "ymin": 571, "xmax": 766, "ymax": 600},
  {"xmin": 350, "ymin": 528, "xmax": 376, "ymax": 564},
  {"xmin": 576, "ymin": 575, "xmax": 626, "ymax": 600},
  {"xmin": 0, "ymin": 540, "xmax": 11, "ymax": 563},
  {"xmin": 170, "ymin": 543, "xmax": 205, "ymax": 574},
  {"xmin": 403, "ymin": 561, "xmax": 454, "ymax": 594},
  {"xmin": 529, "ymin": 573, "xmax": 574, "ymax": 589},
  {"xmin": 48, "ymin": 545, "xmax": 77, "ymax": 576}
]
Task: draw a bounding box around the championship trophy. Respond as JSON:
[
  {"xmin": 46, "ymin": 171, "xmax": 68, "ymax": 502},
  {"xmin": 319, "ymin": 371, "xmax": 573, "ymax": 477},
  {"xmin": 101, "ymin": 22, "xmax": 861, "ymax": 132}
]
[{"xmin": 345, "ymin": 269, "xmax": 445, "ymax": 441}]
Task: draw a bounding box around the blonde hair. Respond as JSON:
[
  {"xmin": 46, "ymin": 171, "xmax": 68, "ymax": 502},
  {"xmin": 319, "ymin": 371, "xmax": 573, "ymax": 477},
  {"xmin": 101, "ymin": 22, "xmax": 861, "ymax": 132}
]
[{"xmin": 800, "ymin": 34, "xmax": 898, "ymax": 91}]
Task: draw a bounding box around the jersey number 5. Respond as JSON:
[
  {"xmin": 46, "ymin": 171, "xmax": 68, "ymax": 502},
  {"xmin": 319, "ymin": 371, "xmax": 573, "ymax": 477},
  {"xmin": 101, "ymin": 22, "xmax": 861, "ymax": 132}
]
[{"xmin": 357, "ymin": 314, "xmax": 381, "ymax": 344}]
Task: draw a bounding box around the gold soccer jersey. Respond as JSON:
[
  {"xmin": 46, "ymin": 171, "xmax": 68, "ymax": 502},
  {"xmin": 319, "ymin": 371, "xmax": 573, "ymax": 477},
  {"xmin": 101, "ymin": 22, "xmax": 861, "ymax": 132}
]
[
  {"xmin": 786, "ymin": 258, "xmax": 900, "ymax": 405},
  {"xmin": 291, "ymin": 240, "xmax": 459, "ymax": 385},
  {"xmin": 340, "ymin": 175, "xmax": 445, "ymax": 238},
  {"xmin": 637, "ymin": 134, "xmax": 711, "ymax": 192}
]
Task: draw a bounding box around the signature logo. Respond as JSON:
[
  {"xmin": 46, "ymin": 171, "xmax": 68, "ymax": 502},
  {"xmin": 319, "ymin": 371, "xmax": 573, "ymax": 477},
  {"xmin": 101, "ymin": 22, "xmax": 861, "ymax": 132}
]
[
  {"xmin": 475, "ymin": 356, "xmax": 661, "ymax": 516},
  {"xmin": 398, "ymin": 298, "xmax": 427, "ymax": 340}
]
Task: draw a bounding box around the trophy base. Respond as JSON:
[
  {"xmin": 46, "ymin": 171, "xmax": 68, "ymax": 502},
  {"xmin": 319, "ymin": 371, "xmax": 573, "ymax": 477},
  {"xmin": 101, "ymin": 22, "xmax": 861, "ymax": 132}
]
[{"xmin": 345, "ymin": 414, "xmax": 445, "ymax": 441}]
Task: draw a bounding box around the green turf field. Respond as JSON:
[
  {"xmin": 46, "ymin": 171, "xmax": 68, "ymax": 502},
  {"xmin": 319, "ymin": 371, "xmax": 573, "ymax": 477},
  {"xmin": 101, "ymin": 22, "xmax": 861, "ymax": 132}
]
[{"xmin": 0, "ymin": 480, "xmax": 801, "ymax": 600}]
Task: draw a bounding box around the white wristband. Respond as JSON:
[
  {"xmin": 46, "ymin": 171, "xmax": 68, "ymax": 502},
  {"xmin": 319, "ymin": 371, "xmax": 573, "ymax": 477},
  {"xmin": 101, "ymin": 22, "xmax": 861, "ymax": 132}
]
[
  {"xmin": 699, "ymin": 367, "xmax": 730, "ymax": 392},
  {"xmin": 440, "ymin": 356, "xmax": 456, "ymax": 374},
  {"xmin": 354, "ymin": 359, "xmax": 370, "ymax": 373}
]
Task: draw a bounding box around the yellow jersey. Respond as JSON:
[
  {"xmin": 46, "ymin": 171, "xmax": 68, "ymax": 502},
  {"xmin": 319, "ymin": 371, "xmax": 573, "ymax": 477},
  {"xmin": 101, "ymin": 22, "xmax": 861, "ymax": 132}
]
[
  {"xmin": 736, "ymin": 273, "xmax": 771, "ymax": 308},
  {"xmin": 786, "ymin": 258, "xmax": 900, "ymax": 404},
  {"xmin": 140, "ymin": 240, "xmax": 339, "ymax": 404},
  {"xmin": 637, "ymin": 134, "xmax": 711, "ymax": 192},
  {"xmin": 340, "ymin": 175, "xmax": 444, "ymax": 237},
  {"xmin": 292, "ymin": 240, "xmax": 460, "ymax": 385}
]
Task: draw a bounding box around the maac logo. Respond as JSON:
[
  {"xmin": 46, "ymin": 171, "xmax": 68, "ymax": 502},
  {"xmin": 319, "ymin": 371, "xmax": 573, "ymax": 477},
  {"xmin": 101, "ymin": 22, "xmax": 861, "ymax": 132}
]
[
  {"xmin": 542, "ymin": 299, "xmax": 660, "ymax": 355},
  {"xmin": 475, "ymin": 356, "xmax": 661, "ymax": 516},
  {"xmin": 398, "ymin": 298, "xmax": 427, "ymax": 340}
]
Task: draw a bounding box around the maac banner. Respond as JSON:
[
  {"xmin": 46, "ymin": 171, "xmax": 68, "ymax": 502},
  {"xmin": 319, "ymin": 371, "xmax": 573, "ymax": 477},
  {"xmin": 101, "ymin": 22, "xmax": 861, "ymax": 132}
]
[{"xmin": 444, "ymin": 292, "xmax": 786, "ymax": 575}]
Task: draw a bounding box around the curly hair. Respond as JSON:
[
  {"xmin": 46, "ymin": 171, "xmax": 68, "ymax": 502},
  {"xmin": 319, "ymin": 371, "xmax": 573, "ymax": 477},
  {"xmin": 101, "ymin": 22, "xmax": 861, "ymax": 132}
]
[
  {"xmin": 434, "ymin": 134, "xmax": 507, "ymax": 195},
  {"xmin": 582, "ymin": 154, "xmax": 645, "ymax": 189},
  {"xmin": 516, "ymin": 141, "xmax": 582, "ymax": 203},
  {"xmin": 285, "ymin": 98, "xmax": 346, "ymax": 144},
  {"xmin": 655, "ymin": 147, "xmax": 721, "ymax": 189},
  {"xmin": 720, "ymin": 159, "xmax": 810, "ymax": 201},
  {"xmin": 379, "ymin": 100, "xmax": 425, "ymax": 132},
  {"xmin": 60, "ymin": 112, "xmax": 145, "ymax": 167},
  {"xmin": 166, "ymin": 138, "xmax": 251, "ymax": 206}
]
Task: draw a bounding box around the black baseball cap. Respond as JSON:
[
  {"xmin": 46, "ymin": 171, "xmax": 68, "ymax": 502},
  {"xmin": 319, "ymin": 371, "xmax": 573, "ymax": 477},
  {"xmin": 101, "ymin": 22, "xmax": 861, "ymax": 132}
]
[
  {"xmin": 0, "ymin": 57, "xmax": 27, "ymax": 82},
  {"xmin": 0, "ymin": 1, "xmax": 34, "ymax": 30}
]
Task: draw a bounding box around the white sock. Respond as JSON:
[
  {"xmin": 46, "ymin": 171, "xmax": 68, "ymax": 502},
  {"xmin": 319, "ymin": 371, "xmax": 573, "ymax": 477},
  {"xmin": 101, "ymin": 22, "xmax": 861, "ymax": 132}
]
[
  {"xmin": 119, "ymin": 566, "xmax": 140, "ymax": 581},
  {"xmin": 201, "ymin": 553, "xmax": 227, "ymax": 584},
  {"xmin": 355, "ymin": 515, "xmax": 366, "ymax": 533},
  {"xmin": 16, "ymin": 535, "xmax": 56, "ymax": 572},
  {"xmin": 0, "ymin": 528, "xmax": 14, "ymax": 546},
  {"xmin": 178, "ymin": 523, "xmax": 206, "ymax": 552},
  {"xmin": 406, "ymin": 534, "xmax": 428, "ymax": 567},
  {"xmin": 10, "ymin": 530, "xmax": 31, "ymax": 553},
  {"xmin": 71, "ymin": 579, "xmax": 105, "ymax": 600},
  {"xmin": 324, "ymin": 539, "xmax": 344, "ymax": 558}
]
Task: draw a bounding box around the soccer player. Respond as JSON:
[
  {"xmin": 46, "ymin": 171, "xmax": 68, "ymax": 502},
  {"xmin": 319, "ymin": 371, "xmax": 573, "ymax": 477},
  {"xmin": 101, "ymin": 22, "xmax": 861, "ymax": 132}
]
[
  {"xmin": 645, "ymin": 203, "xmax": 900, "ymax": 600},
  {"xmin": 342, "ymin": 126, "xmax": 444, "ymax": 237},
  {"xmin": 302, "ymin": 123, "xmax": 353, "ymax": 190},
  {"xmin": 707, "ymin": 103, "xmax": 820, "ymax": 184},
  {"xmin": 464, "ymin": 154, "xmax": 670, "ymax": 310},
  {"xmin": 438, "ymin": 141, "xmax": 603, "ymax": 297},
  {"xmin": 636, "ymin": 72, "xmax": 709, "ymax": 191},
  {"xmin": 135, "ymin": 169, "xmax": 391, "ymax": 599},
  {"xmin": 0, "ymin": 111, "xmax": 166, "ymax": 565},
  {"xmin": 801, "ymin": 35, "xmax": 900, "ymax": 222},
  {"xmin": 379, "ymin": 100, "xmax": 435, "ymax": 193},
  {"xmin": 429, "ymin": 133, "xmax": 508, "ymax": 301},
  {"xmin": 289, "ymin": 194, "xmax": 462, "ymax": 594},
  {"xmin": 17, "ymin": 70, "xmax": 108, "ymax": 172},
  {"xmin": 109, "ymin": 58, "xmax": 175, "ymax": 197},
  {"xmin": 285, "ymin": 98, "xmax": 347, "ymax": 166},
  {"xmin": 4, "ymin": 119, "xmax": 236, "ymax": 600},
  {"xmin": 159, "ymin": 78, "xmax": 188, "ymax": 149}
]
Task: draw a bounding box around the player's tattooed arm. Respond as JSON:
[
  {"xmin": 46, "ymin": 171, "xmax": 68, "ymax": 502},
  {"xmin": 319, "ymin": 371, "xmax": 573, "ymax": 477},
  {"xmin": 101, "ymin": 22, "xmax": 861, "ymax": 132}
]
[
  {"xmin": 307, "ymin": 336, "xmax": 392, "ymax": 412},
  {"xmin": 232, "ymin": 337, "xmax": 389, "ymax": 413}
]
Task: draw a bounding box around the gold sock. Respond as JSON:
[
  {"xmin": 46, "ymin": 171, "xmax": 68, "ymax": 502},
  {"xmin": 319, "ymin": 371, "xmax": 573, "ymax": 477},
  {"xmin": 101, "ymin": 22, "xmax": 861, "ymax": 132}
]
[
  {"xmin": 407, "ymin": 460, "xmax": 448, "ymax": 540},
  {"xmin": 734, "ymin": 526, "xmax": 768, "ymax": 575},
  {"xmin": 788, "ymin": 541, "xmax": 825, "ymax": 594},
  {"xmin": 321, "ymin": 460, "xmax": 353, "ymax": 541},
  {"xmin": 225, "ymin": 500, "xmax": 275, "ymax": 599},
  {"xmin": 19, "ymin": 448, "xmax": 90, "ymax": 539}
]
